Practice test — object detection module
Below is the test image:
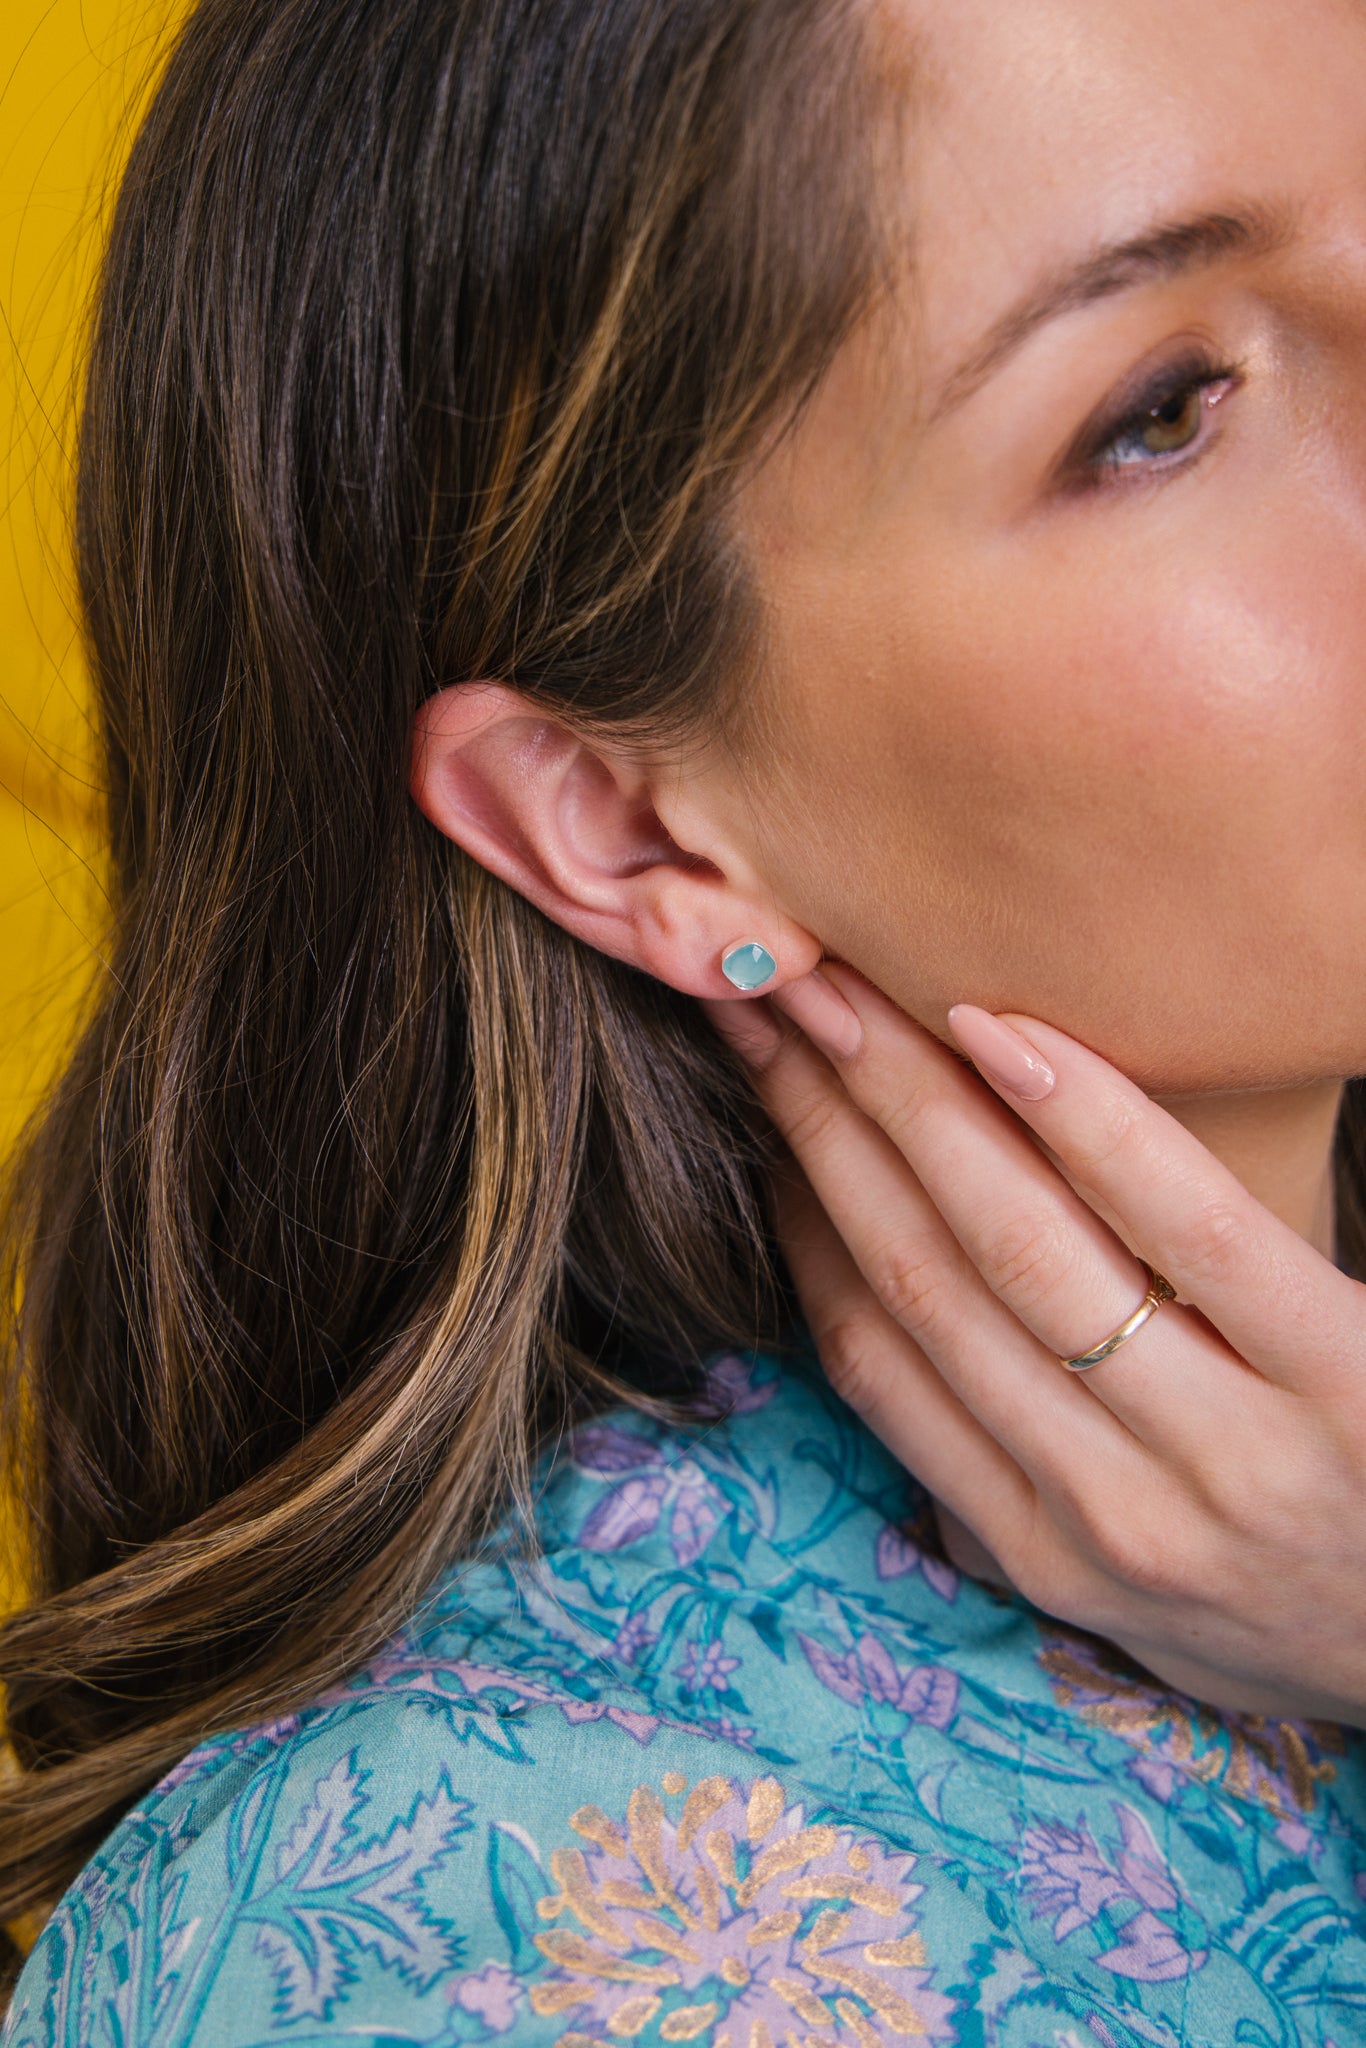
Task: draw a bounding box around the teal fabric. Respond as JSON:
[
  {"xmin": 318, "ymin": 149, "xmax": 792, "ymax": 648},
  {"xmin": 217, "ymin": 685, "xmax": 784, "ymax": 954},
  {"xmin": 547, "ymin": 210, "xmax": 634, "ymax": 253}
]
[{"xmin": 7, "ymin": 1342, "xmax": 1366, "ymax": 2047}]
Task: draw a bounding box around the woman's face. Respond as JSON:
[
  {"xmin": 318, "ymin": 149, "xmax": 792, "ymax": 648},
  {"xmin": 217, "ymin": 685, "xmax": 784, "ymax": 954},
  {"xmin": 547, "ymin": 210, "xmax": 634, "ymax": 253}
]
[{"xmin": 723, "ymin": 0, "xmax": 1366, "ymax": 1096}]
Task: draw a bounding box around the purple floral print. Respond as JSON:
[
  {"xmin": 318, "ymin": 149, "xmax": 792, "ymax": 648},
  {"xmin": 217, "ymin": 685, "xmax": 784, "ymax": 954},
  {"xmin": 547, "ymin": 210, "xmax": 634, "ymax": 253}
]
[
  {"xmin": 874, "ymin": 1497, "xmax": 960, "ymax": 1605},
  {"xmin": 799, "ymin": 1631, "xmax": 959, "ymax": 1729},
  {"xmin": 8, "ymin": 1344, "xmax": 1364, "ymax": 2048},
  {"xmin": 677, "ymin": 1638, "xmax": 742, "ymax": 1694},
  {"xmin": 1020, "ymin": 1817, "xmax": 1133, "ymax": 1942},
  {"xmin": 450, "ymin": 1959, "xmax": 523, "ymax": 2030},
  {"xmin": 1020, "ymin": 1806, "xmax": 1208, "ymax": 1983},
  {"xmin": 612, "ymin": 1612, "xmax": 658, "ymax": 1665},
  {"xmin": 1038, "ymin": 1624, "xmax": 1346, "ymax": 1823},
  {"xmin": 527, "ymin": 1772, "xmax": 958, "ymax": 2044},
  {"xmin": 695, "ymin": 1351, "xmax": 781, "ymax": 1417},
  {"xmin": 571, "ymin": 1427, "xmax": 730, "ymax": 1569}
]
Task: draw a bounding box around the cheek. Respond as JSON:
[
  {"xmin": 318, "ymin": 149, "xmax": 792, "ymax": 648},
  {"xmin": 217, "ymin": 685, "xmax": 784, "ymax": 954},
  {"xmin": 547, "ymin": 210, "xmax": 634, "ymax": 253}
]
[
  {"xmin": 756, "ymin": 511, "xmax": 1366, "ymax": 1089},
  {"xmin": 1001, "ymin": 513, "xmax": 1366, "ymax": 902}
]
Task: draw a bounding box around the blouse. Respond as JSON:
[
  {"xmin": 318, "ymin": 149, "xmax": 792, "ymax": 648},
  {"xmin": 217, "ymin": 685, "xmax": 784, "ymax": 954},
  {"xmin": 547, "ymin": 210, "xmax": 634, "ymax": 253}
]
[{"xmin": 5, "ymin": 1339, "xmax": 1366, "ymax": 2047}]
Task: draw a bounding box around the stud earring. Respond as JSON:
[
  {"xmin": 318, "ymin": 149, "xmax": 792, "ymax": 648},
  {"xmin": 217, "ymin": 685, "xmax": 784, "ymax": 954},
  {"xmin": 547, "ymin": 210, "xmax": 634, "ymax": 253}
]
[{"xmin": 720, "ymin": 940, "xmax": 777, "ymax": 991}]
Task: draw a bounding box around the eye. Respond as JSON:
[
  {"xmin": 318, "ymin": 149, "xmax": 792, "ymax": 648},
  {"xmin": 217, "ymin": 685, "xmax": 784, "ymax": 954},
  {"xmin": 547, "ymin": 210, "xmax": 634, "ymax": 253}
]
[
  {"xmin": 1081, "ymin": 355, "xmax": 1242, "ymax": 480},
  {"xmin": 1129, "ymin": 382, "xmax": 1205, "ymax": 455}
]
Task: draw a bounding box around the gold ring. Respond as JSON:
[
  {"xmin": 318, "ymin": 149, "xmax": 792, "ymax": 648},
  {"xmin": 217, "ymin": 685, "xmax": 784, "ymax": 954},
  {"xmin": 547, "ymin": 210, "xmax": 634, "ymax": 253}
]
[{"xmin": 1059, "ymin": 1261, "xmax": 1177, "ymax": 1372}]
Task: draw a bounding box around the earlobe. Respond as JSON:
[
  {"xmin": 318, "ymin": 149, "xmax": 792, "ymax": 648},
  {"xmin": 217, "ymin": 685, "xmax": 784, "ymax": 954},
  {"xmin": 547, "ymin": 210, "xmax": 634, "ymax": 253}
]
[{"xmin": 408, "ymin": 681, "xmax": 822, "ymax": 997}]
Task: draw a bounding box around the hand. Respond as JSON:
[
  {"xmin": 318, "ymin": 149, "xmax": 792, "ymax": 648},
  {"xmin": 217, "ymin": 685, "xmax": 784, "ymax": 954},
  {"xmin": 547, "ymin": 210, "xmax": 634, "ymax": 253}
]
[{"xmin": 702, "ymin": 962, "xmax": 1366, "ymax": 1726}]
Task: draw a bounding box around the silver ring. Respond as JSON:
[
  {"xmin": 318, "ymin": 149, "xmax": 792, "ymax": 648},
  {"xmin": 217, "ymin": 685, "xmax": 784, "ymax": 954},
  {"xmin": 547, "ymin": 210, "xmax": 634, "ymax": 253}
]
[{"xmin": 1060, "ymin": 1261, "xmax": 1177, "ymax": 1372}]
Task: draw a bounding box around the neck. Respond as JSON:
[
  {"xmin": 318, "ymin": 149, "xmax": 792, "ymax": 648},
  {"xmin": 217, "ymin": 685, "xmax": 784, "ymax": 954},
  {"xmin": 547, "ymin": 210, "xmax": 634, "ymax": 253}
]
[{"xmin": 1150, "ymin": 1078, "xmax": 1345, "ymax": 1264}]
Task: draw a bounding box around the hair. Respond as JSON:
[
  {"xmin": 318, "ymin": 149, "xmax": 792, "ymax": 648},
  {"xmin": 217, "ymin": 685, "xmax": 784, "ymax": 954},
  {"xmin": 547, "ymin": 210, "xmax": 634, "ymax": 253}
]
[
  {"xmin": 6, "ymin": 0, "xmax": 1366, "ymax": 1979},
  {"xmin": 0, "ymin": 0, "xmax": 907, "ymax": 1961}
]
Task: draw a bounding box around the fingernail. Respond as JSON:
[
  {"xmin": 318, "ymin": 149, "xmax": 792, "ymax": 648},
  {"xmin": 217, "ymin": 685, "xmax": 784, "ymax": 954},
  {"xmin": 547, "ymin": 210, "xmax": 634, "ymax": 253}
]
[
  {"xmin": 770, "ymin": 969, "xmax": 863, "ymax": 1060},
  {"xmin": 701, "ymin": 995, "xmax": 783, "ymax": 1065},
  {"xmin": 947, "ymin": 1004, "xmax": 1055, "ymax": 1102}
]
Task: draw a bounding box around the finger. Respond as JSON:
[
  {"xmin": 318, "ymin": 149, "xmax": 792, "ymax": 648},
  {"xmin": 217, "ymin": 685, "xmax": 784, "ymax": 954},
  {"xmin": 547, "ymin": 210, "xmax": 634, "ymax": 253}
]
[
  {"xmin": 768, "ymin": 1162, "xmax": 1043, "ymax": 1578},
  {"xmin": 763, "ymin": 970, "xmax": 1254, "ymax": 1457},
  {"xmin": 775, "ymin": 1171, "xmax": 1201, "ymax": 1644},
  {"xmin": 933, "ymin": 1500, "xmax": 1016, "ymax": 1594},
  {"xmin": 937, "ymin": 997, "xmax": 1361, "ymax": 1395},
  {"xmin": 707, "ymin": 994, "xmax": 1146, "ymax": 1479}
]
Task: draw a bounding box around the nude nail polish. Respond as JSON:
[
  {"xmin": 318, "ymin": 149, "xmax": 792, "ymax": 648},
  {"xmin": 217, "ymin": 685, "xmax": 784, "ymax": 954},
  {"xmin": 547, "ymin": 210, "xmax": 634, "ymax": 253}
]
[{"xmin": 947, "ymin": 1004, "xmax": 1055, "ymax": 1101}]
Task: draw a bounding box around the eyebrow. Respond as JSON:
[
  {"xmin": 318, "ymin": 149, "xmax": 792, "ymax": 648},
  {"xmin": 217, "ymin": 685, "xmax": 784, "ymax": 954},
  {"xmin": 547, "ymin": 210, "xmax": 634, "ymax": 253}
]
[{"xmin": 926, "ymin": 200, "xmax": 1299, "ymax": 424}]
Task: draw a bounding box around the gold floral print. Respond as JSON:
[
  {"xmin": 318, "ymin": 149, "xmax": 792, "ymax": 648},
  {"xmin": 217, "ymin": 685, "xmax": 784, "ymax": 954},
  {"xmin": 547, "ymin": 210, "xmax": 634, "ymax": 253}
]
[
  {"xmin": 1039, "ymin": 1624, "xmax": 1344, "ymax": 1821},
  {"xmin": 527, "ymin": 1773, "xmax": 956, "ymax": 2045}
]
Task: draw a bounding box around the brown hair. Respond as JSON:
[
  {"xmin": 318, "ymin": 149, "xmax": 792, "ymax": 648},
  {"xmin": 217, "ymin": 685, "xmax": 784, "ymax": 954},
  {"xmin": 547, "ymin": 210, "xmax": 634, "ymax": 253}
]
[{"xmin": 0, "ymin": 0, "xmax": 900, "ymax": 1956}]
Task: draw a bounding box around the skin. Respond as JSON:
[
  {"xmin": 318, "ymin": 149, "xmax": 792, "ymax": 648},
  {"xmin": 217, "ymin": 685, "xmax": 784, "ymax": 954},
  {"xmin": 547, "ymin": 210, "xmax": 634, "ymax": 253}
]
[
  {"xmin": 727, "ymin": 0, "xmax": 1366, "ymax": 1245},
  {"xmin": 411, "ymin": 0, "xmax": 1366, "ymax": 1720}
]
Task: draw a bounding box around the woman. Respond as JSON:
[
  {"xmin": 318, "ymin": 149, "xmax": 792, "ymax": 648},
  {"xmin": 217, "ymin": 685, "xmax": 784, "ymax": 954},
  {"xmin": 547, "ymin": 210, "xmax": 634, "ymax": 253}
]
[{"xmin": 4, "ymin": 0, "xmax": 1366, "ymax": 2036}]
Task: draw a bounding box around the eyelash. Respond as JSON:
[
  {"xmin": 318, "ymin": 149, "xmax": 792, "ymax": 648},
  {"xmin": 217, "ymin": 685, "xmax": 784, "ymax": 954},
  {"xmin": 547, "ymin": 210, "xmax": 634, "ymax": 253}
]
[{"xmin": 1073, "ymin": 352, "xmax": 1244, "ymax": 486}]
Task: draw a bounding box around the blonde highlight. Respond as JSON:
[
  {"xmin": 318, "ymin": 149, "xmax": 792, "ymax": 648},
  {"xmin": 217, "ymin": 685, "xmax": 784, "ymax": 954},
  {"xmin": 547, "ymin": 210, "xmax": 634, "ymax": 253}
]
[{"xmin": 0, "ymin": 0, "xmax": 895, "ymax": 1964}]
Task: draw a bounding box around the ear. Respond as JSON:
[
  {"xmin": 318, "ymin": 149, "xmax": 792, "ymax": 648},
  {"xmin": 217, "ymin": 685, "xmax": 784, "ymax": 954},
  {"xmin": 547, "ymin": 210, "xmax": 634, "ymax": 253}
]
[{"xmin": 409, "ymin": 683, "xmax": 820, "ymax": 998}]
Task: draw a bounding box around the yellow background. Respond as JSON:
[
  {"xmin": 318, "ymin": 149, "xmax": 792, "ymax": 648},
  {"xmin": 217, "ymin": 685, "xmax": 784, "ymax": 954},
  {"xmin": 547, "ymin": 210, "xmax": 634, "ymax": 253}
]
[{"xmin": 1, "ymin": 0, "xmax": 180, "ymax": 1616}]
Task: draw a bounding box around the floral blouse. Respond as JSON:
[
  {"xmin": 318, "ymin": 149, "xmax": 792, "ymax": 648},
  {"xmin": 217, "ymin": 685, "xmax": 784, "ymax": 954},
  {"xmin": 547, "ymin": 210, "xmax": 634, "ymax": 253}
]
[{"xmin": 6, "ymin": 1342, "xmax": 1366, "ymax": 2048}]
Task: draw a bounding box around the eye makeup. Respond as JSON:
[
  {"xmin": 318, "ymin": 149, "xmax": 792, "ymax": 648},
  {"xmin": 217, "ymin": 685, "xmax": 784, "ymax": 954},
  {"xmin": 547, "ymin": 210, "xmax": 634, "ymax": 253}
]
[{"xmin": 1063, "ymin": 344, "xmax": 1244, "ymax": 489}]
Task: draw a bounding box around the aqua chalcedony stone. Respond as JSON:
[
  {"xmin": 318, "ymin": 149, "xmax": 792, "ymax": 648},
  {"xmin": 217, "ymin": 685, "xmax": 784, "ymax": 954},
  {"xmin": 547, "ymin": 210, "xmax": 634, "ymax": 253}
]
[{"xmin": 721, "ymin": 942, "xmax": 777, "ymax": 990}]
